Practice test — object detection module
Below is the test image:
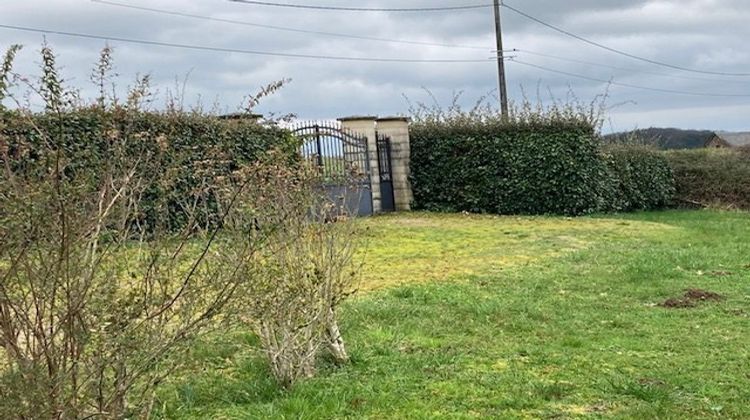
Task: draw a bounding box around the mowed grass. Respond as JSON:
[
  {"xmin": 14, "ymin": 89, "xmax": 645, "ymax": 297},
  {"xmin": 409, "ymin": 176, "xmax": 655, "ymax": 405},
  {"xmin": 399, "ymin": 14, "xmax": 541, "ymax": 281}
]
[
  {"xmin": 356, "ymin": 213, "xmax": 677, "ymax": 291},
  {"xmin": 158, "ymin": 210, "xmax": 750, "ymax": 419}
]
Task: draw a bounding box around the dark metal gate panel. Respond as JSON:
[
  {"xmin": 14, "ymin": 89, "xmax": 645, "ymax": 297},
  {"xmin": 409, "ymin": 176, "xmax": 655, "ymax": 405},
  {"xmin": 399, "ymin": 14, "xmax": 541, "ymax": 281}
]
[
  {"xmin": 376, "ymin": 133, "xmax": 395, "ymax": 212},
  {"xmin": 292, "ymin": 121, "xmax": 373, "ymax": 216}
]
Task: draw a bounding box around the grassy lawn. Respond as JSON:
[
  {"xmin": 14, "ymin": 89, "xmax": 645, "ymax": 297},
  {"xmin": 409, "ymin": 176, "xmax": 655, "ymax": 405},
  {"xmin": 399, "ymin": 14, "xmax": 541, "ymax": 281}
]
[{"xmin": 158, "ymin": 210, "xmax": 750, "ymax": 419}]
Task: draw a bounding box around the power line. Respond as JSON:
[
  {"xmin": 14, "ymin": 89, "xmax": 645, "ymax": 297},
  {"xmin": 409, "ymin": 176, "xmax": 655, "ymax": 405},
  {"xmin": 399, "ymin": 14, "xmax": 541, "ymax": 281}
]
[
  {"xmin": 0, "ymin": 23, "xmax": 494, "ymax": 63},
  {"xmin": 228, "ymin": 0, "xmax": 493, "ymax": 12},
  {"xmin": 91, "ymin": 0, "xmax": 489, "ymax": 50},
  {"xmin": 510, "ymin": 59, "xmax": 750, "ymax": 97},
  {"xmin": 515, "ymin": 49, "xmax": 750, "ymax": 85},
  {"xmin": 502, "ymin": 2, "xmax": 750, "ymax": 77}
]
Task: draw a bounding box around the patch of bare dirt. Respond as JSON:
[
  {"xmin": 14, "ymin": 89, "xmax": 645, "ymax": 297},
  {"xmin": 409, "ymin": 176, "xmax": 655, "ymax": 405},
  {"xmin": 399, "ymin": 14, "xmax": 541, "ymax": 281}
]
[
  {"xmin": 349, "ymin": 397, "xmax": 366, "ymax": 409},
  {"xmin": 684, "ymin": 289, "xmax": 723, "ymax": 301},
  {"xmin": 586, "ymin": 402, "xmax": 611, "ymax": 414},
  {"xmin": 638, "ymin": 378, "xmax": 666, "ymax": 386},
  {"xmin": 659, "ymin": 288, "xmax": 724, "ymax": 309}
]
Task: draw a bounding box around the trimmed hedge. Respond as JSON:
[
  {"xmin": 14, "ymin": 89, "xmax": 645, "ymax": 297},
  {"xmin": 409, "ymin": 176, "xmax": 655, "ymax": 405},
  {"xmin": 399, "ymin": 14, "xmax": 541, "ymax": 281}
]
[
  {"xmin": 410, "ymin": 121, "xmax": 607, "ymax": 215},
  {"xmin": 601, "ymin": 145, "xmax": 675, "ymax": 212},
  {"xmin": 1, "ymin": 108, "xmax": 298, "ymax": 230},
  {"xmin": 665, "ymin": 148, "xmax": 750, "ymax": 209},
  {"xmin": 410, "ymin": 121, "xmax": 675, "ymax": 215}
]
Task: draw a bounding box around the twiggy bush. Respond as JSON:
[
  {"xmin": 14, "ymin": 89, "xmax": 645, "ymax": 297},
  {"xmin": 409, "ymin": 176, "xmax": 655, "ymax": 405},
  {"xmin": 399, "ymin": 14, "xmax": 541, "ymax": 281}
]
[
  {"xmin": 665, "ymin": 148, "xmax": 750, "ymax": 209},
  {"xmin": 224, "ymin": 154, "xmax": 361, "ymax": 388},
  {"xmin": 0, "ymin": 44, "xmax": 279, "ymax": 418}
]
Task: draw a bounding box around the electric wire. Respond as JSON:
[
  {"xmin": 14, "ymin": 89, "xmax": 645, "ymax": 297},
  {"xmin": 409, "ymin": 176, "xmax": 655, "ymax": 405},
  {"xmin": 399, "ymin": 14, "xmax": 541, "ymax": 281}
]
[
  {"xmin": 0, "ymin": 23, "xmax": 494, "ymax": 63},
  {"xmin": 92, "ymin": 0, "xmax": 750, "ymax": 80},
  {"xmin": 515, "ymin": 49, "xmax": 750, "ymax": 84},
  {"xmin": 91, "ymin": 0, "xmax": 490, "ymax": 50},
  {"xmin": 227, "ymin": 0, "xmax": 493, "ymax": 12},
  {"xmin": 502, "ymin": 2, "xmax": 750, "ymax": 77},
  {"xmin": 11, "ymin": 3, "xmax": 748, "ymax": 98},
  {"xmin": 510, "ymin": 59, "xmax": 750, "ymax": 97}
]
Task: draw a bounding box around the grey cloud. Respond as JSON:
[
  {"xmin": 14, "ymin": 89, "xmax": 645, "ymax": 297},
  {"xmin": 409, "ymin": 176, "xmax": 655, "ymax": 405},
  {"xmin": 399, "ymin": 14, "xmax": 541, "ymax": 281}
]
[{"xmin": 1, "ymin": 0, "xmax": 749, "ymax": 131}]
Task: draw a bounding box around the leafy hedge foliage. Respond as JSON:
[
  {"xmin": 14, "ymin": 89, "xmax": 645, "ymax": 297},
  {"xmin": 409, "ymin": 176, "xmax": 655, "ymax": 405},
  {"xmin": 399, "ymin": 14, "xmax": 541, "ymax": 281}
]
[
  {"xmin": 0, "ymin": 108, "xmax": 298, "ymax": 230},
  {"xmin": 410, "ymin": 121, "xmax": 607, "ymax": 215},
  {"xmin": 410, "ymin": 121, "xmax": 675, "ymax": 215},
  {"xmin": 601, "ymin": 145, "xmax": 675, "ymax": 212},
  {"xmin": 665, "ymin": 148, "xmax": 750, "ymax": 209}
]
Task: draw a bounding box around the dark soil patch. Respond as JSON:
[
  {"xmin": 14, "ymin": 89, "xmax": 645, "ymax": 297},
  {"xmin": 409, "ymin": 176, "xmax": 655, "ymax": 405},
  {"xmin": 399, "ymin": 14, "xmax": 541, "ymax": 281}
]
[
  {"xmin": 660, "ymin": 298, "xmax": 697, "ymax": 308},
  {"xmin": 349, "ymin": 398, "xmax": 366, "ymax": 409},
  {"xmin": 684, "ymin": 288, "xmax": 723, "ymax": 301},
  {"xmin": 638, "ymin": 378, "xmax": 666, "ymax": 386},
  {"xmin": 587, "ymin": 402, "xmax": 610, "ymax": 414},
  {"xmin": 659, "ymin": 288, "xmax": 724, "ymax": 309}
]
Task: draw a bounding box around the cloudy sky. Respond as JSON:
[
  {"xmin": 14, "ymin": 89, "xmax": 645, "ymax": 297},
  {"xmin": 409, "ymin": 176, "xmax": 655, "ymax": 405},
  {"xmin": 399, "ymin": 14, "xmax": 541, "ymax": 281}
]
[{"xmin": 2, "ymin": 0, "xmax": 749, "ymax": 132}]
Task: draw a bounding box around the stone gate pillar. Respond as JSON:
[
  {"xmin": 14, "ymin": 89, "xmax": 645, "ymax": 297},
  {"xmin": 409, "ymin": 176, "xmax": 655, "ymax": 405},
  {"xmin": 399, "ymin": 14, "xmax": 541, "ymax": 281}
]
[
  {"xmin": 338, "ymin": 116, "xmax": 381, "ymax": 213},
  {"xmin": 376, "ymin": 117, "xmax": 413, "ymax": 211}
]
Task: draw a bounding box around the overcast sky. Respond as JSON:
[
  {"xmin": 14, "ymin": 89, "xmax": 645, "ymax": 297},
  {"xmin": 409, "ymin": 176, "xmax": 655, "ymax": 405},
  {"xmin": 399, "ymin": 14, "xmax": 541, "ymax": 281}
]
[{"xmin": 2, "ymin": 0, "xmax": 749, "ymax": 133}]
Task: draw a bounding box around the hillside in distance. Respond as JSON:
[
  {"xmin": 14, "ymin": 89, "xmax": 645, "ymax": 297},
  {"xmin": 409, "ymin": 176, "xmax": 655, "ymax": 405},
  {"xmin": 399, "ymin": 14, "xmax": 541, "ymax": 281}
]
[{"xmin": 603, "ymin": 127, "xmax": 715, "ymax": 149}]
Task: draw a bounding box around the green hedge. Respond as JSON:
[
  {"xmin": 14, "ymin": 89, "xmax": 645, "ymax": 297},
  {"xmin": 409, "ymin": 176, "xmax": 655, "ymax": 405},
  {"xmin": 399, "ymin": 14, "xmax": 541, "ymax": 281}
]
[
  {"xmin": 1, "ymin": 108, "xmax": 298, "ymax": 231},
  {"xmin": 601, "ymin": 145, "xmax": 675, "ymax": 212},
  {"xmin": 665, "ymin": 148, "xmax": 750, "ymax": 209},
  {"xmin": 410, "ymin": 121, "xmax": 675, "ymax": 215},
  {"xmin": 410, "ymin": 121, "xmax": 607, "ymax": 215}
]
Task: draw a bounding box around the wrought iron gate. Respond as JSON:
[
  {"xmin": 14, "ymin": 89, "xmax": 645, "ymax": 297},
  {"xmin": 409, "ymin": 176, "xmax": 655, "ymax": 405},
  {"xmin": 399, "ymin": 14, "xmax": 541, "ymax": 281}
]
[
  {"xmin": 292, "ymin": 121, "xmax": 373, "ymax": 216},
  {"xmin": 376, "ymin": 133, "xmax": 395, "ymax": 212}
]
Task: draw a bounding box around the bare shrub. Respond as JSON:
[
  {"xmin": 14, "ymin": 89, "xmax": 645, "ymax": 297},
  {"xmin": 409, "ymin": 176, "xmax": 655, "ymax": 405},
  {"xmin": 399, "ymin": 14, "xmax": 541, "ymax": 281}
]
[
  {"xmin": 404, "ymin": 87, "xmax": 609, "ymax": 132},
  {"xmin": 666, "ymin": 148, "xmax": 750, "ymax": 210},
  {"xmin": 0, "ymin": 44, "xmax": 269, "ymax": 419},
  {"xmin": 224, "ymin": 154, "xmax": 362, "ymax": 388},
  {"xmin": 0, "ymin": 42, "xmax": 362, "ymax": 417}
]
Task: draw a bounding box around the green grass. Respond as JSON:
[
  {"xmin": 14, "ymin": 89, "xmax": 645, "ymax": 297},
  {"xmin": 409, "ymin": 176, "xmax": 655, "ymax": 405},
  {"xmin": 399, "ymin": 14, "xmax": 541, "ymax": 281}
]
[{"xmin": 157, "ymin": 210, "xmax": 750, "ymax": 419}]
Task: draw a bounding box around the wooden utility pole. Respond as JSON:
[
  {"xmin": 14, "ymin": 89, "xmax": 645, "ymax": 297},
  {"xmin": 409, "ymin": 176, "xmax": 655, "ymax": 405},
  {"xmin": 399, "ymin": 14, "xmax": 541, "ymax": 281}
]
[{"xmin": 493, "ymin": 0, "xmax": 509, "ymax": 116}]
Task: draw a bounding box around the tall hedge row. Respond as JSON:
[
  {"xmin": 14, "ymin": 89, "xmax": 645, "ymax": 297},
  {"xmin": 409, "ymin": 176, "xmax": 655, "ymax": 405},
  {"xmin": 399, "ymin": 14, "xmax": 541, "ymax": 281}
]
[
  {"xmin": 665, "ymin": 148, "xmax": 750, "ymax": 209},
  {"xmin": 410, "ymin": 121, "xmax": 675, "ymax": 215},
  {"xmin": 410, "ymin": 121, "xmax": 606, "ymax": 215},
  {"xmin": 1, "ymin": 108, "xmax": 298, "ymax": 230},
  {"xmin": 601, "ymin": 145, "xmax": 675, "ymax": 212}
]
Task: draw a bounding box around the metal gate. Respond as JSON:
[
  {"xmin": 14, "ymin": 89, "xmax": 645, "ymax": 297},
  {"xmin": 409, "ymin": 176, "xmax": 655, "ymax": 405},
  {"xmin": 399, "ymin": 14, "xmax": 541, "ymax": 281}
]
[
  {"xmin": 376, "ymin": 133, "xmax": 395, "ymax": 212},
  {"xmin": 292, "ymin": 121, "xmax": 373, "ymax": 216}
]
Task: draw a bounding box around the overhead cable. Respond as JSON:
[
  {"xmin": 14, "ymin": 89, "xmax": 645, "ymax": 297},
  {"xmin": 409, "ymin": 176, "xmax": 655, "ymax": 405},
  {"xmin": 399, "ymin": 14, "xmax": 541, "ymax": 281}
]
[
  {"xmin": 515, "ymin": 49, "xmax": 750, "ymax": 84},
  {"xmin": 0, "ymin": 23, "xmax": 493, "ymax": 63},
  {"xmin": 510, "ymin": 59, "xmax": 750, "ymax": 97},
  {"xmin": 228, "ymin": 0, "xmax": 493, "ymax": 12},
  {"xmin": 91, "ymin": 0, "xmax": 490, "ymax": 50},
  {"xmin": 502, "ymin": 2, "xmax": 750, "ymax": 77}
]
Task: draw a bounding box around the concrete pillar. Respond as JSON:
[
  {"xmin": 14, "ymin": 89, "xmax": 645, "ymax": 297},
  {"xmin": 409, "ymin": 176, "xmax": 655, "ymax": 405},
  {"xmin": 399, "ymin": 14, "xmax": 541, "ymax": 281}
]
[
  {"xmin": 338, "ymin": 116, "xmax": 381, "ymax": 213},
  {"xmin": 376, "ymin": 117, "xmax": 413, "ymax": 211}
]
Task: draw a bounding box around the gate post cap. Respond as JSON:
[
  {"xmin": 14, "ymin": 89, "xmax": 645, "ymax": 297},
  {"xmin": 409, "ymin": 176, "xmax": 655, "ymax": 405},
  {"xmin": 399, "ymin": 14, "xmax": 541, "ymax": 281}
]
[
  {"xmin": 376, "ymin": 116, "xmax": 410, "ymax": 122},
  {"xmin": 338, "ymin": 115, "xmax": 378, "ymax": 122}
]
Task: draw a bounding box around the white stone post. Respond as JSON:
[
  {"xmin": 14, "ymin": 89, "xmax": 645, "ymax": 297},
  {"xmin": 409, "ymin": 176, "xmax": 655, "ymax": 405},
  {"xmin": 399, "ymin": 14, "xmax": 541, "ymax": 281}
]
[
  {"xmin": 338, "ymin": 116, "xmax": 381, "ymax": 213},
  {"xmin": 376, "ymin": 117, "xmax": 413, "ymax": 211}
]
